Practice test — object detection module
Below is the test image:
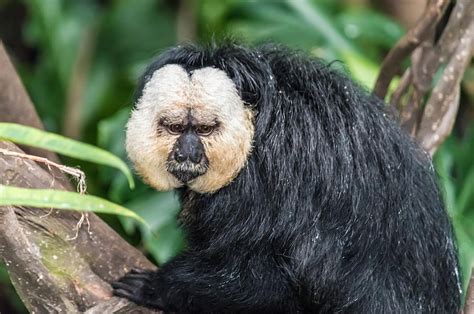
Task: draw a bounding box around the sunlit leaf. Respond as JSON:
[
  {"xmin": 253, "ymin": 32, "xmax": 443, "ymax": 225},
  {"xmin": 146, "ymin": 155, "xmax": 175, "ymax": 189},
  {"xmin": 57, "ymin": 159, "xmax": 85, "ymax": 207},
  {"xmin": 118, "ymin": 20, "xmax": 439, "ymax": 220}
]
[
  {"xmin": 0, "ymin": 123, "xmax": 134, "ymax": 188},
  {"xmin": 288, "ymin": 0, "xmax": 358, "ymax": 54},
  {"xmin": 339, "ymin": 51, "xmax": 379, "ymax": 89},
  {"xmin": 337, "ymin": 10, "xmax": 404, "ymax": 48},
  {"xmin": 0, "ymin": 185, "xmax": 146, "ymax": 226}
]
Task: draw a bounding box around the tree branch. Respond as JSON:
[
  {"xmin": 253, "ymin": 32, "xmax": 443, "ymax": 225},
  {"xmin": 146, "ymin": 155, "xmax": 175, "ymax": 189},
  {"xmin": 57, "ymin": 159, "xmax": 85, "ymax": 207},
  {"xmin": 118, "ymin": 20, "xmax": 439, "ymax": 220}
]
[
  {"xmin": 373, "ymin": 0, "xmax": 450, "ymax": 99},
  {"xmin": 0, "ymin": 41, "xmax": 158, "ymax": 313},
  {"xmin": 378, "ymin": 0, "xmax": 474, "ymax": 152},
  {"xmin": 416, "ymin": 13, "xmax": 474, "ymax": 154}
]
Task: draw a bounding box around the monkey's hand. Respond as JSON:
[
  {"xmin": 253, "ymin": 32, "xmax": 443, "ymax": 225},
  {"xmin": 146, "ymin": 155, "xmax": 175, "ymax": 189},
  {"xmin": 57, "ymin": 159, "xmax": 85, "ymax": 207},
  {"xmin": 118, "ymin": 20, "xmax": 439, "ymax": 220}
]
[{"xmin": 112, "ymin": 268, "xmax": 165, "ymax": 310}]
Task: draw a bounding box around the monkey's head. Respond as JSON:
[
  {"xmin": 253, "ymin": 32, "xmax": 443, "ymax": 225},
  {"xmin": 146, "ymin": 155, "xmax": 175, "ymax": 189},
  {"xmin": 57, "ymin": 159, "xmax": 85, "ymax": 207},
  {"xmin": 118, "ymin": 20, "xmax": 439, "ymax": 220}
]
[{"xmin": 126, "ymin": 62, "xmax": 255, "ymax": 194}]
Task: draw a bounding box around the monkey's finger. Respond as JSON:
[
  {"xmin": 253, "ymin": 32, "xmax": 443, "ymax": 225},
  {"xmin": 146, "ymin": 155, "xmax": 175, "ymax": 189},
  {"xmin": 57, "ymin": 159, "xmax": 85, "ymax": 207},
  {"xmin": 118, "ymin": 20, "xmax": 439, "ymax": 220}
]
[
  {"xmin": 111, "ymin": 281, "xmax": 133, "ymax": 291},
  {"xmin": 113, "ymin": 288, "xmax": 140, "ymax": 301},
  {"xmin": 130, "ymin": 267, "xmax": 150, "ymax": 274},
  {"xmin": 113, "ymin": 277, "xmax": 146, "ymax": 289},
  {"xmin": 120, "ymin": 272, "xmax": 150, "ymax": 281}
]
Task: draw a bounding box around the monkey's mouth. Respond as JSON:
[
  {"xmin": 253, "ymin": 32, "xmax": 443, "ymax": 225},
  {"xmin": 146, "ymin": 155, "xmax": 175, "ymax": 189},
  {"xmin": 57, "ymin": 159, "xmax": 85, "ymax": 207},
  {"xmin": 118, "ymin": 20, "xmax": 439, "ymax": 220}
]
[{"xmin": 166, "ymin": 161, "xmax": 208, "ymax": 183}]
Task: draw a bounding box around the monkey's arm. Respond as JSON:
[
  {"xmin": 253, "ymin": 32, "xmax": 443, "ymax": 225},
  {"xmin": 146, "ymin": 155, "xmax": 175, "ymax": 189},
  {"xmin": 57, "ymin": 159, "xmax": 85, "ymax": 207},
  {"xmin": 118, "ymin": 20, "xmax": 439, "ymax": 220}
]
[{"xmin": 113, "ymin": 251, "xmax": 298, "ymax": 313}]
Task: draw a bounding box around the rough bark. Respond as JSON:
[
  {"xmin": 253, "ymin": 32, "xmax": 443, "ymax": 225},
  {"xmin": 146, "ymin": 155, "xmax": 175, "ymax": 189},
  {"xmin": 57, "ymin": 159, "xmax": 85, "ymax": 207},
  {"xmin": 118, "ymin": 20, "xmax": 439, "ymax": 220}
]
[
  {"xmin": 373, "ymin": 0, "xmax": 451, "ymax": 100},
  {"xmin": 374, "ymin": 0, "xmax": 474, "ymax": 155},
  {"xmin": 0, "ymin": 42, "xmax": 157, "ymax": 313}
]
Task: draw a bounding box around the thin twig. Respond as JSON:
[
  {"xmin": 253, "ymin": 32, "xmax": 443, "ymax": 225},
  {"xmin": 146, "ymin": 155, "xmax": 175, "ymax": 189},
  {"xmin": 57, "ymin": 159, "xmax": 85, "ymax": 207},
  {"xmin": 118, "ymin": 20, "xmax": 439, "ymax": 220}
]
[
  {"xmin": 373, "ymin": 0, "xmax": 450, "ymax": 99},
  {"xmin": 0, "ymin": 147, "xmax": 90, "ymax": 239},
  {"xmin": 390, "ymin": 68, "xmax": 412, "ymax": 113},
  {"xmin": 0, "ymin": 148, "xmax": 86, "ymax": 190}
]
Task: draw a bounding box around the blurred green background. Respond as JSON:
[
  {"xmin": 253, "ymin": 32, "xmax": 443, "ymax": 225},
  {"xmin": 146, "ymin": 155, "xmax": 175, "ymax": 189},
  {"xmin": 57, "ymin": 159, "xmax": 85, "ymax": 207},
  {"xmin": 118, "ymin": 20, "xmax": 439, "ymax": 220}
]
[{"xmin": 0, "ymin": 0, "xmax": 472, "ymax": 312}]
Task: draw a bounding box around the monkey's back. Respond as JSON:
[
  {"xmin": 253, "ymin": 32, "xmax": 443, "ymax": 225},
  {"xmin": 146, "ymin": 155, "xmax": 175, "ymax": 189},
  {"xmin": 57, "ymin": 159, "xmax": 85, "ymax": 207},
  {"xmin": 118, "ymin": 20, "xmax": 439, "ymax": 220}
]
[{"xmin": 254, "ymin": 45, "xmax": 461, "ymax": 313}]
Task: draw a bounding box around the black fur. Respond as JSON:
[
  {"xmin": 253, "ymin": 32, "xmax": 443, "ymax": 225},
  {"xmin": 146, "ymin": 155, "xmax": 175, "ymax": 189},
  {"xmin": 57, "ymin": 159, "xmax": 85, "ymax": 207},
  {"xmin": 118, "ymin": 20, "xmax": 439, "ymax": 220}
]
[{"xmin": 114, "ymin": 43, "xmax": 461, "ymax": 313}]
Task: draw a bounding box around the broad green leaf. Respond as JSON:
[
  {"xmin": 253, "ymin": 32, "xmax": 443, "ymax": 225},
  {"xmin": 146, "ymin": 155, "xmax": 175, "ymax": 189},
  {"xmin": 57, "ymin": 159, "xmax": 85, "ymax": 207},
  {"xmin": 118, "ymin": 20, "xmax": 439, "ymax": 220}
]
[
  {"xmin": 0, "ymin": 123, "xmax": 134, "ymax": 188},
  {"xmin": 337, "ymin": 10, "xmax": 404, "ymax": 49},
  {"xmin": 340, "ymin": 51, "xmax": 379, "ymax": 89},
  {"xmin": 457, "ymin": 167, "xmax": 474, "ymax": 214},
  {"xmin": 286, "ymin": 1, "xmax": 379, "ymax": 88},
  {"xmin": 145, "ymin": 221, "xmax": 185, "ymax": 265},
  {"xmin": 232, "ymin": 2, "xmax": 305, "ymax": 26},
  {"xmin": 0, "ymin": 185, "xmax": 146, "ymax": 227},
  {"xmin": 97, "ymin": 108, "xmax": 129, "ymax": 159},
  {"xmin": 288, "ymin": 0, "xmax": 358, "ymax": 54},
  {"xmin": 119, "ymin": 191, "xmax": 183, "ymax": 265},
  {"xmin": 434, "ymin": 143, "xmax": 457, "ymax": 216},
  {"xmin": 123, "ymin": 191, "xmax": 181, "ymax": 232}
]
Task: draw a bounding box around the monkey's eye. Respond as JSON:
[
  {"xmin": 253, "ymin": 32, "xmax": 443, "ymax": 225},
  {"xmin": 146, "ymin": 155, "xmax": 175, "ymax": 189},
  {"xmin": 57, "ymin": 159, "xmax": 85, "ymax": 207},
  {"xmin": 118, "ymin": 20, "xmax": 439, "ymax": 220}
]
[
  {"xmin": 196, "ymin": 125, "xmax": 215, "ymax": 136},
  {"xmin": 167, "ymin": 124, "xmax": 185, "ymax": 134}
]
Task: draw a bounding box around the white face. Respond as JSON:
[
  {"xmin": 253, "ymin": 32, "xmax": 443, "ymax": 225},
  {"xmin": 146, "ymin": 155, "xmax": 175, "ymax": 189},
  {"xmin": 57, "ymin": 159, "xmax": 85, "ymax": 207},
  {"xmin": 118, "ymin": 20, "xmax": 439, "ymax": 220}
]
[{"xmin": 126, "ymin": 64, "xmax": 255, "ymax": 194}]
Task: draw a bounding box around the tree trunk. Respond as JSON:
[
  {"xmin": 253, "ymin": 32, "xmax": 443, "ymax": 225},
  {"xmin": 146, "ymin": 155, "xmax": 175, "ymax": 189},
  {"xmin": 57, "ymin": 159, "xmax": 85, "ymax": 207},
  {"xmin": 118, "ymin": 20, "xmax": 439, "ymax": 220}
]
[{"xmin": 0, "ymin": 41, "xmax": 158, "ymax": 313}]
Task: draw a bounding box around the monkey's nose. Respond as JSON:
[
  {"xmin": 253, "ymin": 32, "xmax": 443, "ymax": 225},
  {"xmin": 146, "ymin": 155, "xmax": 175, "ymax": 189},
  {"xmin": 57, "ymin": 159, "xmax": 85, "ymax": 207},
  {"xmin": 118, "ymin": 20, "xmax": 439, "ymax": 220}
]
[
  {"xmin": 173, "ymin": 149, "xmax": 202, "ymax": 164},
  {"xmin": 174, "ymin": 150, "xmax": 187, "ymax": 163},
  {"xmin": 189, "ymin": 151, "xmax": 202, "ymax": 164}
]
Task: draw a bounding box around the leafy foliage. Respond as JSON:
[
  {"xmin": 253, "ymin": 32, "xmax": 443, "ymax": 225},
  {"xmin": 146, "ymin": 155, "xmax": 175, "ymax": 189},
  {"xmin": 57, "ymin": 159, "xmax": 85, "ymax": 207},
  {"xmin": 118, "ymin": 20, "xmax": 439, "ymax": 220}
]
[
  {"xmin": 0, "ymin": 185, "xmax": 146, "ymax": 226},
  {"xmin": 0, "ymin": 123, "xmax": 134, "ymax": 188}
]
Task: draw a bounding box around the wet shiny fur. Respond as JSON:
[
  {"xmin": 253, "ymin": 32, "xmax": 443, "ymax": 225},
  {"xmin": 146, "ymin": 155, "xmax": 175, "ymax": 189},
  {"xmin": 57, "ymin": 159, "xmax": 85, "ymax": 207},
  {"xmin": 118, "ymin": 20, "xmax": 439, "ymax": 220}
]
[{"xmin": 114, "ymin": 43, "xmax": 461, "ymax": 313}]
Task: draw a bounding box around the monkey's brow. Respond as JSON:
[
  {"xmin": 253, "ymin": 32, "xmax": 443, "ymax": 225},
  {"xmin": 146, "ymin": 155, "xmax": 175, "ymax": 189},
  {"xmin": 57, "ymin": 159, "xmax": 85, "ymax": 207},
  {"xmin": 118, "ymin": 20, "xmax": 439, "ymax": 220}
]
[
  {"xmin": 158, "ymin": 109, "xmax": 220, "ymax": 125},
  {"xmin": 188, "ymin": 112, "xmax": 220, "ymax": 124},
  {"xmin": 159, "ymin": 116, "xmax": 185, "ymax": 125}
]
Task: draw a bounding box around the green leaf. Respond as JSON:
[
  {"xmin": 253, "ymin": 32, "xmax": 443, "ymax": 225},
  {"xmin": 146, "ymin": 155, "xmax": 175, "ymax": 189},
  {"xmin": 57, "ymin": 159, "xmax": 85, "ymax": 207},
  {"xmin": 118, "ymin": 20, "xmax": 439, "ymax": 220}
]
[
  {"xmin": 124, "ymin": 191, "xmax": 181, "ymax": 232},
  {"xmin": 457, "ymin": 166, "xmax": 474, "ymax": 214},
  {"xmin": 288, "ymin": 0, "xmax": 358, "ymax": 54},
  {"xmin": 119, "ymin": 190, "xmax": 183, "ymax": 265},
  {"xmin": 0, "ymin": 123, "xmax": 134, "ymax": 189},
  {"xmin": 287, "ymin": 0, "xmax": 379, "ymax": 88},
  {"xmin": 145, "ymin": 221, "xmax": 185, "ymax": 265},
  {"xmin": 433, "ymin": 142, "xmax": 457, "ymax": 216},
  {"xmin": 337, "ymin": 10, "xmax": 404, "ymax": 49},
  {"xmin": 452, "ymin": 217, "xmax": 474, "ymax": 295},
  {"xmin": 339, "ymin": 51, "xmax": 379, "ymax": 89},
  {"xmin": 0, "ymin": 184, "xmax": 146, "ymax": 227}
]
